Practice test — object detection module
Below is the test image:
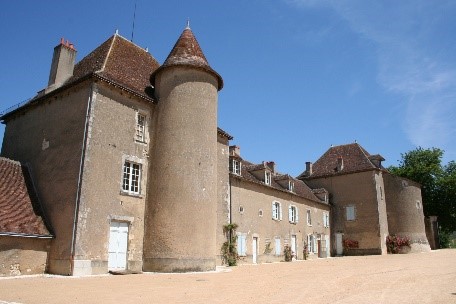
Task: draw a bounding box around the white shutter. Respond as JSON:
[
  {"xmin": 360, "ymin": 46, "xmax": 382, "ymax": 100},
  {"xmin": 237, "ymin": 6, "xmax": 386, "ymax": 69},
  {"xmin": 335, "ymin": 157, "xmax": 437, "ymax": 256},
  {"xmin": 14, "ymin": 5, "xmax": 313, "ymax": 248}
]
[
  {"xmin": 279, "ymin": 203, "xmax": 283, "ymax": 220},
  {"xmin": 242, "ymin": 235, "xmax": 247, "ymax": 256},
  {"xmin": 296, "ymin": 208, "xmax": 299, "ymax": 222},
  {"xmin": 288, "ymin": 205, "xmax": 292, "ymax": 222},
  {"xmin": 272, "ymin": 202, "xmax": 275, "ymax": 219}
]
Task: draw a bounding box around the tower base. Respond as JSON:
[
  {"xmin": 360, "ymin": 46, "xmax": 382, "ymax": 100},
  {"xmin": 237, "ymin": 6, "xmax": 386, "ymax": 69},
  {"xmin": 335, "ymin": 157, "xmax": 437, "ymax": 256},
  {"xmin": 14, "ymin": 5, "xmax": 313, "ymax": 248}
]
[{"xmin": 143, "ymin": 257, "xmax": 216, "ymax": 273}]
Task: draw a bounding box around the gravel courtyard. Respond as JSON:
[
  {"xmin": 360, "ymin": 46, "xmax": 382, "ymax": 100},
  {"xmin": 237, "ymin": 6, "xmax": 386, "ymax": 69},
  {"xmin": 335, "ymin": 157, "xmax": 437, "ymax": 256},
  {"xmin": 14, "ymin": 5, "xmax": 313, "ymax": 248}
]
[{"xmin": 0, "ymin": 249, "xmax": 455, "ymax": 304}]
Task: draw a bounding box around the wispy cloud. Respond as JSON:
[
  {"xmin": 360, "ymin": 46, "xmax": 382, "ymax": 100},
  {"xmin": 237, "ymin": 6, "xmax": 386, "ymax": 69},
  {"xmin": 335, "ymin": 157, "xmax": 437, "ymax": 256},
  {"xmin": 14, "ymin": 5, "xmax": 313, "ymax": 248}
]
[{"xmin": 286, "ymin": 0, "xmax": 456, "ymax": 156}]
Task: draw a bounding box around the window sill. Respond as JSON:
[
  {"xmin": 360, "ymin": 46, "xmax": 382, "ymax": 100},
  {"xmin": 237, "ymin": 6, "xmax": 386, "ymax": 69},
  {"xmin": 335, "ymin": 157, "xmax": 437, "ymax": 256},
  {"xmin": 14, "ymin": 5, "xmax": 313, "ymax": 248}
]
[
  {"xmin": 120, "ymin": 191, "xmax": 144, "ymax": 199},
  {"xmin": 135, "ymin": 140, "xmax": 147, "ymax": 145}
]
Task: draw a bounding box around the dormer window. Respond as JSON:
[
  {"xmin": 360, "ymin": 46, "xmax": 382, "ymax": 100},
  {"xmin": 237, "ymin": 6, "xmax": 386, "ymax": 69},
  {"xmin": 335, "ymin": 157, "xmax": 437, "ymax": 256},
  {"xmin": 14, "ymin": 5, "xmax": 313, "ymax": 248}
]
[
  {"xmin": 288, "ymin": 181, "xmax": 294, "ymax": 192},
  {"xmin": 231, "ymin": 159, "xmax": 242, "ymax": 175},
  {"xmin": 265, "ymin": 171, "xmax": 271, "ymax": 185}
]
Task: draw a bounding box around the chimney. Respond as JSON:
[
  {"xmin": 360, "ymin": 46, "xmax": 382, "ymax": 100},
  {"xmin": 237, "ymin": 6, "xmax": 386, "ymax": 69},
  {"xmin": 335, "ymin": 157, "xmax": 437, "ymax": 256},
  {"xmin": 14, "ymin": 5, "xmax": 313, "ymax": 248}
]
[
  {"xmin": 305, "ymin": 161, "xmax": 313, "ymax": 176},
  {"xmin": 265, "ymin": 161, "xmax": 275, "ymax": 173},
  {"xmin": 337, "ymin": 156, "xmax": 344, "ymax": 171},
  {"xmin": 47, "ymin": 37, "xmax": 77, "ymax": 92},
  {"xmin": 229, "ymin": 145, "xmax": 240, "ymax": 157}
]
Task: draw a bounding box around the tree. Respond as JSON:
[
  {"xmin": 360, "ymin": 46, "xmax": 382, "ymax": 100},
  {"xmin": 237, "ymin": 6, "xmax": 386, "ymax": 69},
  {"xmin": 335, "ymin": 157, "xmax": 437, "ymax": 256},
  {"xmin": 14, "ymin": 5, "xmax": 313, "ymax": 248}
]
[{"xmin": 389, "ymin": 148, "xmax": 456, "ymax": 234}]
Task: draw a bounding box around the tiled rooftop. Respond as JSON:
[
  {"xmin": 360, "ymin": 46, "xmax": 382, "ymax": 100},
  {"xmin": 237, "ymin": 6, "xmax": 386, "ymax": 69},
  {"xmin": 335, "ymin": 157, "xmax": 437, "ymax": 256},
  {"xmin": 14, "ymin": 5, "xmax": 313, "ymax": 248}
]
[
  {"xmin": 150, "ymin": 27, "xmax": 223, "ymax": 90},
  {"xmin": 232, "ymin": 159, "xmax": 325, "ymax": 203},
  {"xmin": 0, "ymin": 157, "xmax": 52, "ymax": 237},
  {"xmin": 299, "ymin": 143, "xmax": 385, "ymax": 179}
]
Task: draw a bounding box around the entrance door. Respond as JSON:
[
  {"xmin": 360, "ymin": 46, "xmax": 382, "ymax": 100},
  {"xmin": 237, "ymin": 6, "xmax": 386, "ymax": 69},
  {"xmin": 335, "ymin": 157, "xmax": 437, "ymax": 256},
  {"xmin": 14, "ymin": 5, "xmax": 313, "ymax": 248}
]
[
  {"xmin": 291, "ymin": 235, "xmax": 297, "ymax": 260},
  {"xmin": 336, "ymin": 233, "xmax": 343, "ymax": 256},
  {"xmin": 252, "ymin": 237, "xmax": 258, "ymax": 264},
  {"xmin": 108, "ymin": 221, "xmax": 129, "ymax": 270}
]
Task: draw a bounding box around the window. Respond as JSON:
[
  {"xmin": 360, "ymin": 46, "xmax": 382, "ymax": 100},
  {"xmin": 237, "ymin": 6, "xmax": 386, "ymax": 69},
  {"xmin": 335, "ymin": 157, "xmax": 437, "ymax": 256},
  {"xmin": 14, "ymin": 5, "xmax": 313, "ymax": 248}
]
[
  {"xmin": 135, "ymin": 113, "xmax": 146, "ymax": 142},
  {"xmin": 272, "ymin": 201, "xmax": 282, "ymax": 220},
  {"xmin": 265, "ymin": 171, "xmax": 271, "ymax": 185},
  {"xmin": 237, "ymin": 233, "xmax": 247, "ymax": 256},
  {"xmin": 274, "ymin": 237, "xmax": 281, "ymax": 255},
  {"xmin": 288, "ymin": 181, "xmax": 294, "ymax": 192},
  {"xmin": 346, "ymin": 205, "xmax": 356, "ymax": 221},
  {"xmin": 232, "ymin": 159, "xmax": 241, "ymax": 175},
  {"xmin": 239, "ymin": 206, "xmax": 244, "ymax": 214},
  {"xmin": 307, "ymin": 235, "xmax": 315, "ymax": 253},
  {"xmin": 258, "ymin": 209, "xmax": 263, "ymax": 217},
  {"xmin": 122, "ymin": 161, "xmax": 141, "ymax": 195},
  {"xmin": 306, "ymin": 209, "xmax": 312, "ymax": 226},
  {"xmin": 289, "ymin": 205, "xmax": 298, "ymax": 224},
  {"xmin": 323, "ymin": 212, "xmax": 330, "ymax": 228}
]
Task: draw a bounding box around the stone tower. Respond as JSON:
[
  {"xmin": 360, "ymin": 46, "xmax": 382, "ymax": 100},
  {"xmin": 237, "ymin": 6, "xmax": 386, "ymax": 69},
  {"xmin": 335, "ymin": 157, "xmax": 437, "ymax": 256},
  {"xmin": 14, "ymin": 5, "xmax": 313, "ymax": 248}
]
[{"xmin": 143, "ymin": 25, "xmax": 223, "ymax": 272}]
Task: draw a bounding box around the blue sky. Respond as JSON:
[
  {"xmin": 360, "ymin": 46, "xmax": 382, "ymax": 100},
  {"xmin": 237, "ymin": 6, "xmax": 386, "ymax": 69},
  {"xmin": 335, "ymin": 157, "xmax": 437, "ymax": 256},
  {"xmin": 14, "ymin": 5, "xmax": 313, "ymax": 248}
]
[{"xmin": 1, "ymin": 1, "xmax": 455, "ymax": 176}]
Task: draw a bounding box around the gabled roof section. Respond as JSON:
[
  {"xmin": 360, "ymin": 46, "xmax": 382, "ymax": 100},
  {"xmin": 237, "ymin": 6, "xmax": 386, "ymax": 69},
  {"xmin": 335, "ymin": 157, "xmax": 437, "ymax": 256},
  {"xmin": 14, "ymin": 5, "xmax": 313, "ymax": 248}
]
[
  {"xmin": 70, "ymin": 34, "xmax": 160, "ymax": 98},
  {"xmin": 300, "ymin": 143, "xmax": 385, "ymax": 179},
  {"xmin": 0, "ymin": 158, "xmax": 52, "ymax": 238},
  {"xmin": 233, "ymin": 160, "xmax": 325, "ymax": 203},
  {"xmin": 150, "ymin": 26, "xmax": 223, "ymax": 90}
]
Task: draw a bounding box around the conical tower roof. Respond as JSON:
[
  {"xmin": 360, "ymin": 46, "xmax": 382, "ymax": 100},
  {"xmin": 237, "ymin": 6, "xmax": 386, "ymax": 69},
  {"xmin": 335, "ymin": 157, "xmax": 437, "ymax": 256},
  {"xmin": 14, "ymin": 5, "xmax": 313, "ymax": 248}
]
[{"xmin": 150, "ymin": 25, "xmax": 223, "ymax": 90}]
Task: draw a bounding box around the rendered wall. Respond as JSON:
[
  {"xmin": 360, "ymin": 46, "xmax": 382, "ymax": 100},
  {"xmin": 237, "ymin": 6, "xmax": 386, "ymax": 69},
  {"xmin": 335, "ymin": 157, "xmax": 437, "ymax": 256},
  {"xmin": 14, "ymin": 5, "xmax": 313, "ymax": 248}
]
[
  {"xmin": 306, "ymin": 170, "xmax": 387, "ymax": 255},
  {"xmin": 0, "ymin": 236, "xmax": 50, "ymax": 276},
  {"xmin": 144, "ymin": 67, "xmax": 219, "ymax": 272},
  {"xmin": 1, "ymin": 82, "xmax": 91, "ymax": 275},
  {"xmin": 230, "ymin": 177, "xmax": 330, "ymax": 264},
  {"xmin": 72, "ymin": 83, "xmax": 153, "ymax": 275},
  {"xmin": 216, "ymin": 135, "xmax": 231, "ymax": 265},
  {"xmin": 384, "ymin": 173, "xmax": 431, "ymax": 252}
]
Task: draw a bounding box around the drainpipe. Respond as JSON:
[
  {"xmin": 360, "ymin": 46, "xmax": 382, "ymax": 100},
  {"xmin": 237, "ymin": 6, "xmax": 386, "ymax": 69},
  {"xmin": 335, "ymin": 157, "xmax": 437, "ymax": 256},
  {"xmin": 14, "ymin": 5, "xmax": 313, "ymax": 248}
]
[{"xmin": 70, "ymin": 83, "xmax": 95, "ymax": 275}]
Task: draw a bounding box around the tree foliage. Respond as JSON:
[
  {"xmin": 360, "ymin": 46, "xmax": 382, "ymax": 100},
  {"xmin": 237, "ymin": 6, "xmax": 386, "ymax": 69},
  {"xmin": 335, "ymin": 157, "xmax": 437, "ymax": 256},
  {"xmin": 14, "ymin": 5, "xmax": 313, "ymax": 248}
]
[{"xmin": 389, "ymin": 147, "xmax": 456, "ymax": 234}]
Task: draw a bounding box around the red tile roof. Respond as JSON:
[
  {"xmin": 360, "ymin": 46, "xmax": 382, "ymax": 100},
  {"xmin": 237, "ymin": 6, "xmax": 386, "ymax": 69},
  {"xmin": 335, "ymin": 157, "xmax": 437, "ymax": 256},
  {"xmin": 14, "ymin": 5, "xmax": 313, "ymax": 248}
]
[
  {"xmin": 300, "ymin": 143, "xmax": 385, "ymax": 179},
  {"xmin": 0, "ymin": 157, "xmax": 52, "ymax": 237},
  {"xmin": 70, "ymin": 34, "xmax": 160, "ymax": 98},
  {"xmin": 150, "ymin": 27, "xmax": 223, "ymax": 90}
]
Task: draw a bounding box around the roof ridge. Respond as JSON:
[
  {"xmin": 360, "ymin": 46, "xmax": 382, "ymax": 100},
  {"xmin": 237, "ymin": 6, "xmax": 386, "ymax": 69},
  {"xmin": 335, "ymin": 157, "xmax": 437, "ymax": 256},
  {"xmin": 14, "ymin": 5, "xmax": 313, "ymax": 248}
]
[
  {"xmin": 355, "ymin": 143, "xmax": 376, "ymax": 168},
  {"xmin": 114, "ymin": 33, "xmax": 151, "ymax": 54},
  {"xmin": 98, "ymin": 34, "xmax": 117, "ymax": 72}
]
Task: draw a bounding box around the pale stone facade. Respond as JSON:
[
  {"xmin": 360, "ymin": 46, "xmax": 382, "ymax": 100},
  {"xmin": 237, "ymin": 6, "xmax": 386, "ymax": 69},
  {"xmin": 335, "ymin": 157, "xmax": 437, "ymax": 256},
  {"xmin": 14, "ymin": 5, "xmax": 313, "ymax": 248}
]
[{"xmin": 0, "ymin": 27, "xmax": 431, "ymax": 277}]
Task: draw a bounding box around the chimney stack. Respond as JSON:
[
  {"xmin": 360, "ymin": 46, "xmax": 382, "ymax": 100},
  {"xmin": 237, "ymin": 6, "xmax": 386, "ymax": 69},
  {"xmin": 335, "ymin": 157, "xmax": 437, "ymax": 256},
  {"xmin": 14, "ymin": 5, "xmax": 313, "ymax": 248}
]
[
  {"xmin": 265, "ymin": 161, "xmax": 275, "ymax": 173},
  {"xmin": 46, "ymin": 37, "xmax": 77, "ymax": 92},
  {"xmin": 305, "ymin": 161, "xmax": 313, "ymax": 176},
  {"xmin": 229, "ymin": 145, "xmax": 240, "ymax": 157}
]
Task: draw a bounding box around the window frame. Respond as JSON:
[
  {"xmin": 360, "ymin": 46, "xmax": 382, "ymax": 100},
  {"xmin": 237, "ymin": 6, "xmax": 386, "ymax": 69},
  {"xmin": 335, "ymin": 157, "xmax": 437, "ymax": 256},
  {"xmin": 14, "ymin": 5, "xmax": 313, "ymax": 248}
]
[
  {"xmin": 122, "ymin": 160, "xmax": 142, "ymax": 195},
  {"xmin": 272, "ymin": 201, "xmax": 282, "ymax": 221},
  {"xmin": 289, "ymin": 205, "xmax": 298, "ymax": 224},
  {"xmin": 232, "ymin": 159, "xmax": 242, "ymax": 175},
  {"xmin": 265, "ymin": 171, "xmax": 272, "ymax": 185},
  {"xmin": 306, "ymin": 209, "xmax": 312, "ymax": 226},
  {"xmin": 135, "ymin": 112, "xmax": 146, "ymax": 143},
  {"xmin": 346, "ymin": 205, "xmax": 356, "ymax": 221},
  {"xmin": 288, "ymin": 181, "xmax": 294, "ymax": 192},
  {"xmin": 323, "ymin": 212, "xmax": 330, "ymax": 228},
  {"xmin": 236, "ymin": 233, "xmax": 247, "ymax": 257}
]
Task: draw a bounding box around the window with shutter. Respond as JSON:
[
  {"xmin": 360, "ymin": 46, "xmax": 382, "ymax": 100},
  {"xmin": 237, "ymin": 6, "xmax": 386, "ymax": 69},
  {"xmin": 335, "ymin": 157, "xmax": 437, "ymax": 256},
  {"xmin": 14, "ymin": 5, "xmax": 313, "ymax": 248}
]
[{"xmin": 346, "ymin": 205, "xmax": 356, "ymax": 221}]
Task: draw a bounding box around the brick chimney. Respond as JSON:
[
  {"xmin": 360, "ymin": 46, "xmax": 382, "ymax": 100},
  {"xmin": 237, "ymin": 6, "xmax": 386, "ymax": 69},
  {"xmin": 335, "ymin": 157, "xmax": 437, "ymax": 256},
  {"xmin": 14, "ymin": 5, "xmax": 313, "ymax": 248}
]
[
  {"xmin": 46, "ymin": 38, "xmax": 76, "ymax": 92},
  {"xmin": 265, "ymin": 161, "xmax": 275, "ymax": 173}
]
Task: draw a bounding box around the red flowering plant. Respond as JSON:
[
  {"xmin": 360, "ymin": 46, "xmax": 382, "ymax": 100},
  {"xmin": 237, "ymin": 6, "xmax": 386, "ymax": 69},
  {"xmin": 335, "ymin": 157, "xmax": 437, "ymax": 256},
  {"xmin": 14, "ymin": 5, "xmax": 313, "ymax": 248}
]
[{"xmin": 386, "ymin": 235, "xmax": 411, "ymax": 254}]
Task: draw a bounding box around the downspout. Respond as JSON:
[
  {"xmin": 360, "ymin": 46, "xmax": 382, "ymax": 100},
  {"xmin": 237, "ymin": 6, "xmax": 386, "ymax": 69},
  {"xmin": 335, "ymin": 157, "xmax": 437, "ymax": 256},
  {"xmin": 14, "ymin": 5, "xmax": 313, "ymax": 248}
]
[{"xmin": 70, "ymin": 83, "xmax": 95, "ymax": 275}]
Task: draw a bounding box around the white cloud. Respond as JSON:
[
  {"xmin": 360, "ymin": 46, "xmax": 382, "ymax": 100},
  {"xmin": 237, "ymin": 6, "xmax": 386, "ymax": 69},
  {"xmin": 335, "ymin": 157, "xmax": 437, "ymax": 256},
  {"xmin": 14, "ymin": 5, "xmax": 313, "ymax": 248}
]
[{"xmin": 287, "ymin": 0, "xmax": 456, "ymax": 153}]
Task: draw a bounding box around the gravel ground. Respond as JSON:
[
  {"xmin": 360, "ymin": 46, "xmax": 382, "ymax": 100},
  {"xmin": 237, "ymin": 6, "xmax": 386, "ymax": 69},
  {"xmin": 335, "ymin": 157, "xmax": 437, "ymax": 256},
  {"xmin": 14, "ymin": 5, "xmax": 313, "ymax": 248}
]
[{"xmin": 0, "ymin": 249, "xmax": 455, "ymax": 304}]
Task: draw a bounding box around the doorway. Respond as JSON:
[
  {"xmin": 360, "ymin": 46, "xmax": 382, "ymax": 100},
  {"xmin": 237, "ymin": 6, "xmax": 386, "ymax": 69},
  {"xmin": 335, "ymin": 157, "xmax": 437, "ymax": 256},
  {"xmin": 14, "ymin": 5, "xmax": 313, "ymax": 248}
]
[
  {"xmin": 335, "ymin": 233, "xmax": 343, "ymax": 256},
  {"xmin": 291, "ymin": 235, "xmax": 297, "ymax": 260},
  {"xmin": 108, "ymin": 221, "xmax": 129, "ymax": 270},
  {"xmin": 252, "ymin": 237, "xmax": 258, "ymax": 264}
]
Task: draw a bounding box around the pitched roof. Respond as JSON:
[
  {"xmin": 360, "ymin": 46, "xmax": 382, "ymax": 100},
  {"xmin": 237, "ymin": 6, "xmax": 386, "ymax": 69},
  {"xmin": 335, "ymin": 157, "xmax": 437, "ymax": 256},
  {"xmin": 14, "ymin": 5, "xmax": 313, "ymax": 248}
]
[
  {"xmin": 233, "ymin": 159, "xmax": 325, "ymax": 203},
  {"xmin": 70, "ymin": 34, "xmax": 160, "ymax": 98},
  {"xmin": 299, "ymin": 143, "xmax": 385, "ymax": 179},
  {"xmin": 1, "ymin": 34, "xmax": 159, "ymax": 121},
  {"xmin": 0, "ymin": 157, "xmax": 52, "ymax": 237},
  {"xmin": 150, "ymin": 27, "xmax": 223, "ymax": 90}
]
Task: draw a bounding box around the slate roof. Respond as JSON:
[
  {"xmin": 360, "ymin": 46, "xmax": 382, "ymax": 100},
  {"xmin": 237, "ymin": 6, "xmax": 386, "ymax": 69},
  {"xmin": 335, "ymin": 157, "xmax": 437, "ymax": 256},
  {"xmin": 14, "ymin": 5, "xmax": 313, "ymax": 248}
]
[
  {"xmin": 232, "ymin": 159, "xmax": 326, "ymax": 204},
  {"xmin": 0, "ymin": 157, "xmax": 52, "ymax": 237},
  {"xmin": 150, "ymin": 26, "xmax": 223, "ymax": 90},
  {"xmin": 299, "ymin": 143, "xmax": 385, "ymax": 179}
]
